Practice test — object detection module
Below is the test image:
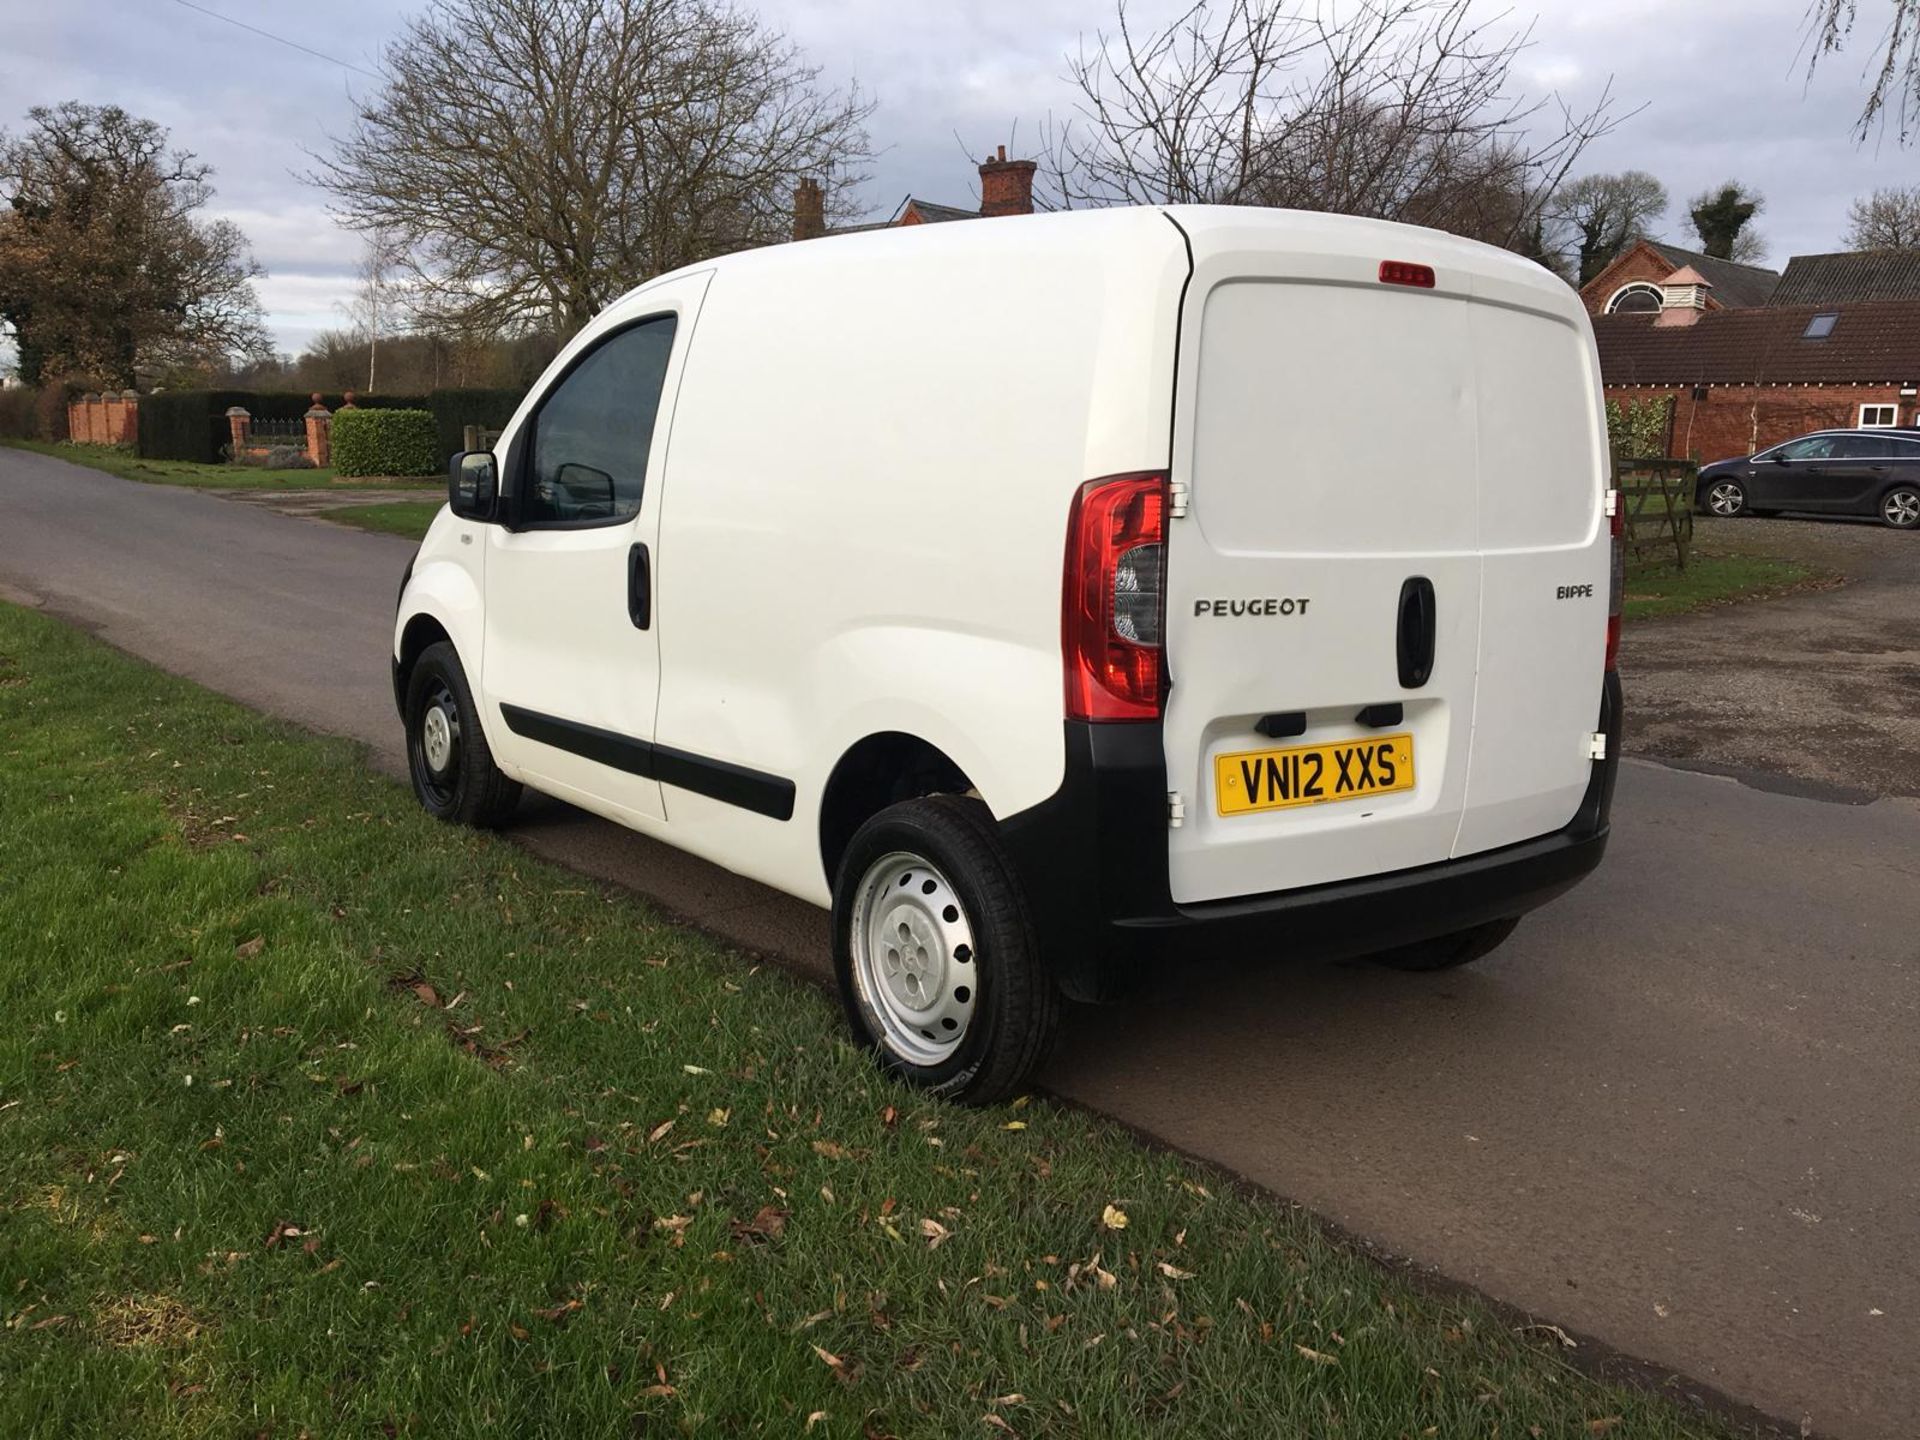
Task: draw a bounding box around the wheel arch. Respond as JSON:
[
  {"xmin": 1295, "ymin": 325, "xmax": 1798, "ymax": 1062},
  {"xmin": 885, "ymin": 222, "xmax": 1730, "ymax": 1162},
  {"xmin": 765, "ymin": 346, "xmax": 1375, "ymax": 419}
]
[{"xmin": 819, "ymin": 732, "xmax": 978, "ymax": 890}]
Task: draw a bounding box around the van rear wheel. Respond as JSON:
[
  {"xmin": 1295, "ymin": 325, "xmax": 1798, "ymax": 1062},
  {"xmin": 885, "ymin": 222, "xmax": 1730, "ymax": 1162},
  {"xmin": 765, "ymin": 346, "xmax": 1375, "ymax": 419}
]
[
  {"xmin": 404, "ymin": 641, "xmax": 522, "ymax": 828},
  {"xmin": 1368, "ymin": 916, "xmax": 1519, "ymax": 972},
  {"xmin": 833, "ymin": 795, "xmax": 1057, "ymax": 1105}
]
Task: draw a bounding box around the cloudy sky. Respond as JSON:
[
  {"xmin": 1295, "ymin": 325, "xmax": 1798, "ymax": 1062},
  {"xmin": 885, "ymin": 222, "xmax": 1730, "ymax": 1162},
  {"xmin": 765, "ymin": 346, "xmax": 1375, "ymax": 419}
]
[{"xmin": 0, "ymin": 0, "xmax": 1908, "ymax": 358}]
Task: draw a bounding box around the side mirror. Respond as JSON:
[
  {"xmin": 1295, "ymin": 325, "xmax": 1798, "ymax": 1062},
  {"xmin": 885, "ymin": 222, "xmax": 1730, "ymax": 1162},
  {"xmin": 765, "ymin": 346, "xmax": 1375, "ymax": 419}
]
[
  {"xmin": 449, "ymin": 451, "xmax": 498, "ymax": 520},
  {"xmin": 1771, "ymin": 453, "xmax": 1789, "ymax": 463}
]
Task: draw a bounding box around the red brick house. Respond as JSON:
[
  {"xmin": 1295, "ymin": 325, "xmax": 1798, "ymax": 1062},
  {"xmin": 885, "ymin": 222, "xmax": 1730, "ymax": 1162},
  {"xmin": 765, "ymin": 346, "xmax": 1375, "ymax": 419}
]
[
  {"xmin": 1579, "ymin": 237, "xmax": 1780, "ymax": 317},
  {"xmin": 1585, "ymin": 242, "xmax": 1920, "ymax": 460},
  {"xmin": 1595, "ymin": 297, "xmax": 1920, "ymax": 460},
  {"xmin": 793, "ymin": 146, "xmax": 1037, "ymax": 241}
]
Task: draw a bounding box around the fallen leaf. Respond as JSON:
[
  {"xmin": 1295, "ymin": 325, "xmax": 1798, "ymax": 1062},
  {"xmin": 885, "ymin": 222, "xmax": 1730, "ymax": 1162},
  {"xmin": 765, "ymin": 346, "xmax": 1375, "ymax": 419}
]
[
  {"xmin": 707, "ymin": 1108, "xmax": 730, "ymax": 1128},
  {"xmin": 1101, "ymin": 1205, "xmax": 1129, "ymax": 1231},
  {"xmin": 1294, "ymin": 1344, "xmax": 1338, "ymax": 1366},
  {"xmin": 640, "ymin": 1383, "xmax": 676, "ymax": 1398},
  {"xmin": 812, "ymin": 1139, "xmax": 852, "ymax": 1161},
  {"xmin": 879, "ymin": 1105, "xmax": 898, "ymax": 1129},
  {"xmin": 534, "ymin": 1299, "xmax": 583, "ymax": 1324},
  {"xmin": 1156, "ymin": 1262, "xmax": 1195, "ymax": 1281},
  {"xmin": 235, "ymin": 936, "xmax": 264, "ymax": 959},
  {"xmin": 806, "ymin": 1413, "xmax": 828, "ymax": 1432},
  {"xmin": 646, "ymin": 1120, "xmax": 675, "ymax": 1144},
  {"xmin": 411, "ymin": 982, "xmax": 442, "ymax": 1008},
  {"xmin": 811, "ymin": 1343, "xmax": 845, "ymax": 1370},
  {"xmin": 682, "ymin": 1064, "xmax": 712, "ymax": 1076},
  {"xmin": 1002, "ymin": 1121, "xmax": 1027, "ymax": 1131},
  {"xmin": 920, "ymin": 1217, "xmax": 951, "ymax": 1249},
  {"xmin": 1588, "ymin": 1421, "xmax": 1622, "ymax": 1436},
  {"xmin": 730, "ymin": 1205, "xmax": 789, "ymax": 1243}
]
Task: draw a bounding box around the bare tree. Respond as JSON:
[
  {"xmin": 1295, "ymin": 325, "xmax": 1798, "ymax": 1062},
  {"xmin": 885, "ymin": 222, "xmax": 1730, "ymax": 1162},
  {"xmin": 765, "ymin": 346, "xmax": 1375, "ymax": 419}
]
[
  {"xmin": 309, "ymin": 0, "xmax": 873, "ymax": 338},
  {"xmin": 1806, "ymin": 0, "xmax": 1920, "ymax": 142},
  {"xmin": 0, "ymin": 102, "xmax": 270, "ymax": 386},
  {"xmin": 1041, "ymin": 0, "xmax": 1626, "ymax": 255},
  {"xmin": 1688, "ymin": 181, "xmax": 1767, "ymax": 263},
  {"xmin": 1843, "ymin": 183, "xmax": 1920, "ymax": 248},
  {"xmin": 340, "ymin": 228, "xmax": 406, "ymax": 392},
  {"xmin": 1548, "ymin": 170, "xmax": 1668, "ymax": 283}
]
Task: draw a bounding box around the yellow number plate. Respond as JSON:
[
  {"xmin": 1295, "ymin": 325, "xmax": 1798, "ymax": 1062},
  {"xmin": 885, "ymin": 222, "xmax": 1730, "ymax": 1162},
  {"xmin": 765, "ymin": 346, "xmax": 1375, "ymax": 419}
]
[{"xmin": 1215, "ymin": 734, "xmax": 1415, "ymax": 816}]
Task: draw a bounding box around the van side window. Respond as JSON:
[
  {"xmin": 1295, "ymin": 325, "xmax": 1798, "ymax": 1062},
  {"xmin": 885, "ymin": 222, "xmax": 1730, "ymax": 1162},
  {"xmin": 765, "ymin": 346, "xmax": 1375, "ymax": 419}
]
[{"xmin": 522, "ymin": 316, "xmax": 678, "ymax": 526}]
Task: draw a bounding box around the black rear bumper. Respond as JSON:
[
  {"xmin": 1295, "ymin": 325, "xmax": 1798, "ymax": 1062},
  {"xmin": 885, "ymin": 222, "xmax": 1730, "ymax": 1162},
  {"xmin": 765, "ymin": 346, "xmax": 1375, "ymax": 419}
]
[{"xmin": 1000, "ymin": 671, "xmax": 1621, "ymax": 1002}]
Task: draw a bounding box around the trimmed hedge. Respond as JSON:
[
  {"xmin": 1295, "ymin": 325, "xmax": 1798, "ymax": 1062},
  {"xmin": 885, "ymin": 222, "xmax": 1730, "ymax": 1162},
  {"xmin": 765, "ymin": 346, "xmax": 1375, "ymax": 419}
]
[
  {"xmin": 136, "ymin": 388, "xmax": 523, "ymax": 464},
  {"xmin": 330, "ymin": 408, "xmax": 441, "ymax": 477}
]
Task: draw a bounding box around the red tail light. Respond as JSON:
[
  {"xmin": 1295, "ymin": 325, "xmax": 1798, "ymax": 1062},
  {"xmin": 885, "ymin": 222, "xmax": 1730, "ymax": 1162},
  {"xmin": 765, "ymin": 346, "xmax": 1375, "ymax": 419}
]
[
  {"xmin": 1063, "ymin": 474, "xmax": 1166, "ymax": 722},
  {"xmin": 1379, "ymin": 260, "xmax": 1435, "ymax": 288},
  {"xmin": 1606, "ymin": 489, "xmax": 1624, "ymax": 670}
]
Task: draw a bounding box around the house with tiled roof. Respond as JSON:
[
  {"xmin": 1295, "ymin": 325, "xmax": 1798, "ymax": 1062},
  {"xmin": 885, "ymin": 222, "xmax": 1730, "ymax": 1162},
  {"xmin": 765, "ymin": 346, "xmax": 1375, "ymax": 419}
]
[
  {"xmin": 792, "ymin": 146, "xmax": 1037, "ymax": 241},
  {"xmin": 1587, "ymin": 237, "xmax": 1920, "ymax": 459},
  {"xmin": 1578, "ymin": 237, "xmax": 1781, "ymax": 316},
  {"xmin": 1770, "ymin": 249, "xmax": 1920, "ymax": 305}
]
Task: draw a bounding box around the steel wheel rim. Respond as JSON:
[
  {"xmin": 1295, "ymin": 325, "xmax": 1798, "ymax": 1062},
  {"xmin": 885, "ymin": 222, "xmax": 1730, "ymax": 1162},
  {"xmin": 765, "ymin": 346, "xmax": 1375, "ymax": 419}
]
[
  {"xmin": 413, "ymin": 681, "xmax": 461, "ymax": 805},
  {"xmin": 848, "ymin": 851, "xmax": 978, "ymax": 1066},
  {"xmin": 1885, "ymin": 490, "xmax": 1920, "ymax": 527},
  {"xmin": 1709, "ymin": 482, "xmax": 1743, "ymax": 516}
]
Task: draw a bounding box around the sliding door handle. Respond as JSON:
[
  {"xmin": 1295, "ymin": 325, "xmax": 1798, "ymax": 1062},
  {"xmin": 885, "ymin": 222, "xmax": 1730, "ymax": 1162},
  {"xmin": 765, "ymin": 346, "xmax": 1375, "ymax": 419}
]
[{"xmin": 627, "ymin": 542, "xmax": 651, "ymax": 630}]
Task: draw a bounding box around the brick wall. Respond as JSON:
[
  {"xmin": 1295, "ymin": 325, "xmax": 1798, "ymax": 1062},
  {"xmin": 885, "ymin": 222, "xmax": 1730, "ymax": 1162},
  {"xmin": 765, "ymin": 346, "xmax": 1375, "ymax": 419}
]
[
  {"xmin": 67, "ymin": 391, "xmax": 139, "ymax": 446},
  {"xmin": 1607, "ymin": 383, "xmax": 1916, "ymax": 461}
]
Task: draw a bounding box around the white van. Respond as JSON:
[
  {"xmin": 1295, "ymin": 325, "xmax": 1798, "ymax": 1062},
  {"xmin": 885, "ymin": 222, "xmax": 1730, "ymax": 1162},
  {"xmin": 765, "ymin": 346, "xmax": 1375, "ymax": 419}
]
[{"xmin": 393, "ymin": 205, "xmax": 1622, "ymax": 1103}]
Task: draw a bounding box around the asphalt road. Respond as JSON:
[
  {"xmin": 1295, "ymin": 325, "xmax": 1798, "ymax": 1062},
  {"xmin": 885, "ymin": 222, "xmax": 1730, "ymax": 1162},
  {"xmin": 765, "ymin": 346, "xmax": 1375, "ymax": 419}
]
[{"xmin": 4, "ymin": 445, "xmax": 1917, "ymax": 1438}]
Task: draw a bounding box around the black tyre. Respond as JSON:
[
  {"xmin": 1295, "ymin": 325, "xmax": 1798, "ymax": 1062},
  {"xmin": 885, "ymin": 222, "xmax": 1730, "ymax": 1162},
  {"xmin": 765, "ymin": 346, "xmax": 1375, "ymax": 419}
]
[
  {"xmin": 1368, "ymin": 916, "xmax": 1520, "ymax": 973},
  {"xmin": 1881, "ymin": 485, "xmax": 1920, "ymax": 530},
  {"xmin": 832, "ymin": 795, "xmax": 1058, "ymax": 1105},
  {"xmin": 404, "ymin": 641, "xmax": 522, "ymax": 827},
  {"xmin": 1702, "ymin": 478, "xmax": 1748, "ymax": 518}
]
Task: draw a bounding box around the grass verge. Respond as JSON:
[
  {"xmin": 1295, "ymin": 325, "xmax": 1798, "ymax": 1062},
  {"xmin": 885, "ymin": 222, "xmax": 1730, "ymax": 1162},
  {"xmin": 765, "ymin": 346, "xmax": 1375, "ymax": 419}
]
[
  {"xmin": 0, "ymin": 603, "xmax": 1764, "ymax": 1439},
  {"xmin": 2, "ymin": 439, "xmax": 438, "ymax": 492},
  {"xmin": 314, "ymin": 499, "xmax": 444, "ymax": 540},
  {"xmin": 1624, "ymin": 549, "xmax": 1830, "ymax": 622}
]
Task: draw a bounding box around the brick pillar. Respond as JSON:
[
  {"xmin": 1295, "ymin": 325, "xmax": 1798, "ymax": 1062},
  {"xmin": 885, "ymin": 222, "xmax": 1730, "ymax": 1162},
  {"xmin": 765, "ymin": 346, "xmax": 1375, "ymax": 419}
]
[
  {"xmin": 305, "ymin": 396, "xmax": 332, "ymax": 468},
  {"xmin": 116, "ymin": 390, "xmax": 140, "ymax": 446},
  {"xmin": 793, "ymin": 177, "xmax": 826, "ymax": 240},
  {"xmin": 85, "ymin": 393, "xmax": 105, "ymax": 444},
  {"xmin": 70, "ymin": 396, "xmax": 91, "ymax": 443},
  {"xmin": 978, "ymin": 145, "xmax": 1037, "ymax": 217},
  {"xmin": 103, "ymin": 392, "xmax": 124, "ymax": 445},
  {"xmin": 225, "ymin": 406, "xmax": 251, "ymax": 456}
]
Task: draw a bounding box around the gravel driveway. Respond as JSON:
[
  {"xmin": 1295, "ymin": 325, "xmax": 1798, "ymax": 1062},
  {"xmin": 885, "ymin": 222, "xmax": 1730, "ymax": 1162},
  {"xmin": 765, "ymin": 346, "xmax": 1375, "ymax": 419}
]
[{"xmin": 1620, "ymin": 514, "xmax": 1920, "ymax": 799}]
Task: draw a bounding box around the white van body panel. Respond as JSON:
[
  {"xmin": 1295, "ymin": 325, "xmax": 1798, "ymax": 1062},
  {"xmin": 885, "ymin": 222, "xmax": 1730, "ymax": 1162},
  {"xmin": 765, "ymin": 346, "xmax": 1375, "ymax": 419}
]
[
  {"xmin": 650, "ymin": 208, "xmax": 1187, "ymax": 903},
  {"xmin": 1162, "ymin": 209, "xmax": 1608, "ymax": 905}
]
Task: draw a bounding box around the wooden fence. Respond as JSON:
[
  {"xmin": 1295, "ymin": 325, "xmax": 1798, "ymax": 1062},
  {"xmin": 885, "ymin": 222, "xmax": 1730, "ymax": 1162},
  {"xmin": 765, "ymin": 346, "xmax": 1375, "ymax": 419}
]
[{"xmin": 1616, "ymin": 457, "xmax": 1697, "ymax": 571}]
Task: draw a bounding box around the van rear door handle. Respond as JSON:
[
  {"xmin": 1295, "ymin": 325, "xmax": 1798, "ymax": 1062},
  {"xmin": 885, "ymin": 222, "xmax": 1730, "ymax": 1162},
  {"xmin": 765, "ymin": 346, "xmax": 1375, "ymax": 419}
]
[
  {"xmin": 1397, "ymin": 577, "xmax": 1435, "ymax": 689},
  {"xmin": 627, "ymin": 542, "xmax": 651, "ymax": 630}
]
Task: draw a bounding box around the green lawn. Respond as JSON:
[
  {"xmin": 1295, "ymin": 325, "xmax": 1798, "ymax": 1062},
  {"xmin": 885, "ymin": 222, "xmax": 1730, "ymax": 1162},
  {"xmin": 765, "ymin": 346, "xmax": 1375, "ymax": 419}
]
[
  {"xmin": 0, "ymin": 603, "xmax": 1764, "ymax": 1439},
  {"xmin": 1624, "ymin": 550, "xmax": 1830, "ymax": 621},
  {"xmin": 316, "ymin": 499, "xmax": 444, "ymax": 539},
  {"xmin": 2, "ymin": 439, "xmax": 439, "ymax": 492}
]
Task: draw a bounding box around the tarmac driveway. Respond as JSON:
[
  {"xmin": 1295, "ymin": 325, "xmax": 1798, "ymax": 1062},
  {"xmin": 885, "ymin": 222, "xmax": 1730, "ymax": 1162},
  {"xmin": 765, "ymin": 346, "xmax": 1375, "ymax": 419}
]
[{"xmin": 1620, "ymin": 515, "xmax": 1920, "ymax": 800}]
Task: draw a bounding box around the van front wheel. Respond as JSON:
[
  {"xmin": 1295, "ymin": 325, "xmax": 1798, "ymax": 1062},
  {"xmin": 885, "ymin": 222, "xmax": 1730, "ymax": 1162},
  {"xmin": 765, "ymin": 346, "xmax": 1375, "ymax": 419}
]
[
  {"xmin": 404, "ymin": 641, "xmax": 522, "ymax": 828},
  {"xmin": 1367, "ymin": 916, "xmax": 1519, "ymax": 972},
  {"xmin": 833, "ymin": 795, "xmax": 1058, "ymax": 1105}
]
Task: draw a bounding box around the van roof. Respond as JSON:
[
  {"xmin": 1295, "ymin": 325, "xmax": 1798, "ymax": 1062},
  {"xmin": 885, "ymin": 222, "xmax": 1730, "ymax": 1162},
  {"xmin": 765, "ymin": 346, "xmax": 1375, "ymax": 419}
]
[{"xmin": 628, "ymin": 204, "xmax": 1571, "ymax": 307}]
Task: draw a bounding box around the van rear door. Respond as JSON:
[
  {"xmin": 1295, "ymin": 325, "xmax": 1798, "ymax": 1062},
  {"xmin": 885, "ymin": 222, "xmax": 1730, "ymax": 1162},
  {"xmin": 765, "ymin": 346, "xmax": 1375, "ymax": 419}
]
[{"xmin": 1160, "ymin": 213, "xmax": 1607, "ymax": 907}]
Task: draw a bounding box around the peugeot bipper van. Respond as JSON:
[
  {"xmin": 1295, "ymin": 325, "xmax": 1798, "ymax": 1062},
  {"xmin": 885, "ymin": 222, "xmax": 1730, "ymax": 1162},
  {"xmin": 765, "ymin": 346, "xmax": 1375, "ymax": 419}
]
[{"xmin": 393, "ymin": 206, "xmax": 1622, "ymax": 1103}]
